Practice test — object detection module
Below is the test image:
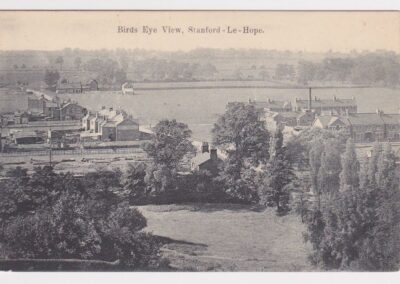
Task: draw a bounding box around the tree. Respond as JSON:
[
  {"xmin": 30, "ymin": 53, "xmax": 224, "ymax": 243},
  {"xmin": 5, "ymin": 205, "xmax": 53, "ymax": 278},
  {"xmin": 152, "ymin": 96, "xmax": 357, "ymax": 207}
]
[
  {"xmin": 339, "ymin": 138, "xmax": 359, "ymax": 191},
  {"xmin": 143, "ymin": 119, "xmax": 194, "ymax": 169},
  {"xmin": 212, "ymin": 103, "xmax": 270, "ymax": 203},
  {"xmin": 317, "ymin": 139, "xmax": 342, "ymax": 195},
  {"xmin": 74, "ymin": 57, "xmax": 82, "ymax": 70},
  {"xmin": 260, "ymin": 128, "xmax": 295, "ymax": 214},
  {"xmin": 305, "ymin": 142, "xmax": 400, "ymax": 271},
  {"xmin": 0, "ymin": 166, "xmax": 164, "ymax": 270},
  {"xmin": 44, "ymin": 69, "xmax": 60, "ymax": 89},
  {"xmin": 142, "ymin": 120, "xmax": 194, "ymax": 194},
  {"xmin": 212, "ymin": 102, "xmax": 270, "ymax": 166},
  {"xmin": 123, "ymin": 162, "xmax": 148, "ymax": 201}
]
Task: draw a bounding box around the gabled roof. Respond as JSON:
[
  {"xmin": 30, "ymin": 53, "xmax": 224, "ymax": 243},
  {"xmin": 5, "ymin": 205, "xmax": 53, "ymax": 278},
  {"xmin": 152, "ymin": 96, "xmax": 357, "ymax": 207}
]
[
  {"xmin": 191, "ymin": 152, "xmax": 213, "ymax": 167},
  {"xmin": 314, "ymin": 115, "xmax": 349, "ymax": 128}
]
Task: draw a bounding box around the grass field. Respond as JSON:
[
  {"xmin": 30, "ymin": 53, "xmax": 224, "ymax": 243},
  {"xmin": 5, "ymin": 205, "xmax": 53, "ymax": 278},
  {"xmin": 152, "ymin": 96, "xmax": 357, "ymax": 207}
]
[{"xmin": 138, "ymin": 203, "xmax": 314, "ymax": 271}]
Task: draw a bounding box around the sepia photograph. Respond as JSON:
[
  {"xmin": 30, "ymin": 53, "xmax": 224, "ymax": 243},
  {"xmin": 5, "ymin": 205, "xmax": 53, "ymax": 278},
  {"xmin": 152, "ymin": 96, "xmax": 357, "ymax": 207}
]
[{"xmin": 0, "ymin": 10, "xmax": 399, "ymax": 273}]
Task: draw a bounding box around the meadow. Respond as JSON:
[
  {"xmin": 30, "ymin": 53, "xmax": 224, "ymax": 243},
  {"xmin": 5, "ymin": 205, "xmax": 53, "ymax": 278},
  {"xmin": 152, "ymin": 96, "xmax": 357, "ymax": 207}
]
[
  {"xmin": 64, "ymin": 86, "xmax": 399, "ymax": 141},
  {"xmin": 139, "ymin": 203, "xmax": 313, "ymax": 271}
]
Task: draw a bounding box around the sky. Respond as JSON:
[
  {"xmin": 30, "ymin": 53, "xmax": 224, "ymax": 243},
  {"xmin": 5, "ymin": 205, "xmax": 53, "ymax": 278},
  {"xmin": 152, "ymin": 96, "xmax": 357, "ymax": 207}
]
[{"xmin": 0, "ymin": 11, "xmax": 398, "ymax": 52}]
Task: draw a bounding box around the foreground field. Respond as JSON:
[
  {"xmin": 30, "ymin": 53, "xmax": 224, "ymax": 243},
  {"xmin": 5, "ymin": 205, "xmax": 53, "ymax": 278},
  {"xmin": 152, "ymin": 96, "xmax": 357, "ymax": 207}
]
[{"xmin": 139, "ymin": 204, "xmax": 313, "ymax": 271}]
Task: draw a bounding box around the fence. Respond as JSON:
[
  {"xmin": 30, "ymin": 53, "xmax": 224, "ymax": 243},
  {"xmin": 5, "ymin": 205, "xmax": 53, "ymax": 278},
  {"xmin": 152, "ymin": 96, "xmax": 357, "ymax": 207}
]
[{"xmin": 0, "ymin": 147, "xmax": 143, "ymax": 157}]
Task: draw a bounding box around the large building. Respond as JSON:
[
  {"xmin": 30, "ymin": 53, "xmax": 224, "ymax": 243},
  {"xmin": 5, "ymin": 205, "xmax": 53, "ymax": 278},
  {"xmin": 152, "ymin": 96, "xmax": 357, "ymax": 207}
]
[
  {"xmin": 294, "ymin": 95, "xmax": 357, "ymax": 115},
  {"xmin": 82, "ymin": 107, "xmax": 142, "ymax": 141},
  {"xmin": 312, "ymin": 110, "xmax": 400, "ymax": 143}
]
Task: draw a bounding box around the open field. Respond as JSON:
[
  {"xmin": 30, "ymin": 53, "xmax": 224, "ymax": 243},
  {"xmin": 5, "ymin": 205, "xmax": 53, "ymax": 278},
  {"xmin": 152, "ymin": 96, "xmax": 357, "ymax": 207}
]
[
  {"xmin": 62, "ymin": 86, "xmax": 399, "ymax": 141},
  {"xmin": 139, "ymin": 203, "xmax": 313, "ymax": 271},
  {"xmin": 2, "ymin": 85, "xmax": 399, "ymax": 141}
]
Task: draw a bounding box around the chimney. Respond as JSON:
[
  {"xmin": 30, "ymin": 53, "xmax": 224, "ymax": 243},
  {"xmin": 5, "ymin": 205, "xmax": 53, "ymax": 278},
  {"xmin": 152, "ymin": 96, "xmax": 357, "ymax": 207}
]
[
  {"xmin": 210, "ymin": 149, "xmax": 218, "ymax": 161},
  {"xmin": 333, "ymin": 96, "xmax": 337, "ymax": 101},
  {"xmin": 201, "ymin": 142, "xmax": 209, "ymax": 153},
  {"xmin": 101, "ymin": 106, "xmax": 106, "ymax": 110},
  {"xmin": 308, "ymin": 88, "xmax": 312, "ymax": 110}
]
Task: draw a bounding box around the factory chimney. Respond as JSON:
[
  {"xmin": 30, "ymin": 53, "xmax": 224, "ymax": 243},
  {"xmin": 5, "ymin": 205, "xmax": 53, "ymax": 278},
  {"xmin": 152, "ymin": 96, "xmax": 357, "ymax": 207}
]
[{"xmin": 308, "ymin": 87, "xmax": 312, "ymax": 110}]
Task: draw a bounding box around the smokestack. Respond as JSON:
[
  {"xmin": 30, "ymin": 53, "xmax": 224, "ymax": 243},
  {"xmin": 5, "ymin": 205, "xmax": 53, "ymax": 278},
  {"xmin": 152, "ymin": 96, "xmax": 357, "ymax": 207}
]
[{"xmin": 308, "ymin": 88, "xmax": 312, "ymax": 110}]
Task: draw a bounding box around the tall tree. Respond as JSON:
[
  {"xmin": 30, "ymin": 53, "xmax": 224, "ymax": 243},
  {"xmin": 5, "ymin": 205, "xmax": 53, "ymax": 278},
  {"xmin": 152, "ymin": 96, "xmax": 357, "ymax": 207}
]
[
  {"xmin": 212, "ymin": 102, "xmax": 270, "ymax": 203},
  {"xmin": 339, "ymin": 138, "xmax": 360, "ymax": 191},
  {"xmin": 260, "ymin": 128, "xmax": 295, "ymax": 214},
  {"xmin": 317, "ymin": 139, "xmax": 342, "ymax": 195}
]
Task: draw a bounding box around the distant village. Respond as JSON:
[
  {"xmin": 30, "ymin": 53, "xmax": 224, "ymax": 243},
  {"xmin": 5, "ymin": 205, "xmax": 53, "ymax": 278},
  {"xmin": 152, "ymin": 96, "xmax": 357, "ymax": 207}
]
[
  {"xmin": 249, "ymin": 88, "xmax": 400, "ymax": 143},
  {"xmin": 0, "ymin": 81, "xmax": 399, "ymax": 176}
]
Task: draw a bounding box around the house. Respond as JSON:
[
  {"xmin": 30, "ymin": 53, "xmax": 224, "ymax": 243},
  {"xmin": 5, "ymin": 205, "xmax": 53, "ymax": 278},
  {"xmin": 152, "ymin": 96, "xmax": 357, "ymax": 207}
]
[
  {"xmin": 114, "ymin": 117, "xmax": 140, "ymax": 141},
  {"xmin": 58, "ymin": 102, "xmax": 86, "ymax": 121},
  {"xmin": 191, "ymin": 143, "xmax": 223, "ymax": 175},
  {"xmin": 122, "ymin": 82, "xmax": 134, "ymax": 95},
  {"xmin": 82, "ymin": 113, "xmax": 95, "ymax": 130}
]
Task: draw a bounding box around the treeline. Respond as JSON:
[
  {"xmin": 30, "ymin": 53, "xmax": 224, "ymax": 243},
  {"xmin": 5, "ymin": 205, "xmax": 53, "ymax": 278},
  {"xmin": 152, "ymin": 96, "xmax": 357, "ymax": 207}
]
[
  {"xmin": 0, "ymin": 167, "xmax": 168, "ymax": 271},
  {"xmin": 288, "ymin": 129, "xmax": 400, "ymax": 271},
  {"xmin": 297, "ymin": 52, "xmax": 400, "ymax": 87}
]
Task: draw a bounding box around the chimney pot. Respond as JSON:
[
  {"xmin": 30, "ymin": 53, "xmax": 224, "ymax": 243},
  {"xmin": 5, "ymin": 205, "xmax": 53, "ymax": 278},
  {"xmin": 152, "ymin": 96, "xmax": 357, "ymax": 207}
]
[
  {"xmin": 201, "ymin": 142, "xmax": 209, "ymax": 153},
  {"xmin": 210, "ymin": 149, "xmax": 218, "ymax": 161}
]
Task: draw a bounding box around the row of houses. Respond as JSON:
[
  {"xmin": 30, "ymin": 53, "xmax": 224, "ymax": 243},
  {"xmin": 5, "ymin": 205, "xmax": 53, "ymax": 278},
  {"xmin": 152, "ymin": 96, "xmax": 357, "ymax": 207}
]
[{"xmin": 81, "ymin": 107, "xmax": 148, "ymax": 142}]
